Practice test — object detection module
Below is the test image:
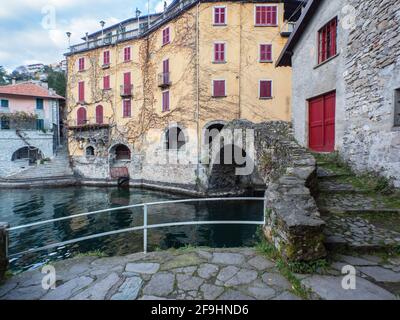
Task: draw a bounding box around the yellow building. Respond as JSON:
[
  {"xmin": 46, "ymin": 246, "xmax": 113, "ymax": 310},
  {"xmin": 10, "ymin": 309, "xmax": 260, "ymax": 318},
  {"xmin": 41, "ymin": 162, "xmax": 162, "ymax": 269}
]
[{"xmin": 65, "ymin": 0, "xmax": 300, "ymax": 192}]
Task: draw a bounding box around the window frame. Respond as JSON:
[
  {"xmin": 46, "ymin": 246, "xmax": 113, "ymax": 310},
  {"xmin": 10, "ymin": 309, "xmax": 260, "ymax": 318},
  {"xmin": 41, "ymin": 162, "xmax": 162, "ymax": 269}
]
[
  {"xmin": 123, "ymin": 46, "xmax": 131, "ymax": 62},
  {"xmin": 213, "ymin": 41, "xmax": 226, "ymax": 63},
  {"xmin": 317, "ymin": 17, "xmax": 338, "ymax": 65},
  {"xmin": 254, "ymin": 4, "xmax": 278, "ymax": 27},
  {"xmin": 212, "ymin": 79, "xmax": 226, "ymax": 98},
  {"xmin": 259, "ymin": 43, "xmax": 273, "ymax": 63},
  {"xmin": 0, "ymin": 99, "xmax": 9, "ymax": 108},
  {"xmin": 213, "ymin": 6, "xmax": 227, "ymax": 26},
  {"xmin": 122, "ymin": 99, "xmax": 131, "ymax": 118},
  {"xmin": 78, "ymin": 57, "xmax": 85, "ymax": 71},
  {"xmin": 36, "ymin": 98, "xmax": 44, "ymax": 110},
  {"xmin": 78, "ymin": 81, "xmax": 85, "ymax": 103},
  {"xmin": 162, "ymin": 90, "xmax": 170, "ymax": 112},
  {"xmin": 103, "ymin": 75, "xmax": 111, "ymax": 90},
  {"xmin": 259, "ymin": 79, "xmax": 273, "ymax": 99},
  {"xmin": 103, "ymin": 50, "xmax": 110, "ymax": 66},
  {"xmin": 162, "ymin": 27, "xmax": 170, "ymax": 46}
]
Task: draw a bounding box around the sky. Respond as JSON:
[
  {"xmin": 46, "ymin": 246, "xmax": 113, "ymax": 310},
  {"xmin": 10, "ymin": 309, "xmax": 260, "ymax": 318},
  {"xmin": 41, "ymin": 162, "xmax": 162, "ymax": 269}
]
[{"xmin": 0, "ymin": 0, "xmax": 173, "ymax": 72}]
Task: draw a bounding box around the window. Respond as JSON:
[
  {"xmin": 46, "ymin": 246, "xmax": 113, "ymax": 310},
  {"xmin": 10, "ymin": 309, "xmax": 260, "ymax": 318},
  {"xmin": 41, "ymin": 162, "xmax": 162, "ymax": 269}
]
[
  {"xmin": 36, "ymin": 98, "xmax": 44, "ymax": 110},
  {"xmin": 318, "ymin": 18, "xmax": 337, "ymax": 64},
  {"xmin": 103, "ymin": 51, "xmax": 110, "ymax": 65},
  {"xmin": 213, "ymin": 80, "xmax": 226, "ymax": 97},
  {"xmin": 1, "ymin": 116, "xmax": 10, "ymax": 130},
  {"xmin": 259, "ymin": 80, "xmax": 272, "ymax": 99},
  {"xmin": 115, "ymin": 144, "xmax": 131, "ymax": 160},
  {"xmin": 165, "ymin": 127, "xmax": 186, "ymax": 150},
  {"xmin": 255, "ymin": 5, "xmax": 277, "ymax": 26},
  {"xmin": 260, "ymin": 44, "xmax": 272, "ymax": 62},
  {"xmin": 78, "ymin": 57, "xmax": 85, "ymax": 71},
  {"xmin": 123, "ymin": 99, "xmax": 131, "ymax": 117},
  {"xmin": 394, "ymin": 88, "xmax": 400, "ymax": 127},
  {"xmin": 1, "ymin": 99, "xmax": 9, "ymax": 108},
  {"xmin": 124, "ymin": 47, "xmax": 131, "ymax": 62},
  {"xmin": 78, "ymin": 81, "xmax": 85, "ymax": 102},
  {"xmin": 162, "ymin": 27, "xmax": 170, "ymax": 46},
  {"xmin": 162, "ymin": 90, "xmax": 170, "ymax": 112},
  {"xmin": 86, "ymin": 146, "xmax": 95, "ymax": 157},
  {"xmin": 214, "ymin": 6, "xmax": 226, "ymax": 25},
  {"xmin": 77, "ymin": 107, "xmax": 87, "ymax": 125},
  {"xmin": 123, "ymin": 72, "xmax": 131, "ymax": 95},
  {"xmin": 214, "ymin": 43, "xmax": 226, "ymax": 63},
  {"xmin": 36, "ymin": 119, "xmax": 44, "ymax": 130},
  {"xmin": 96, "ymin": 105, "xmax": 104, "ymax": 124},
  {"xmin": 103, "ymin": 75, "xmax": 110, "ymax": 90},
  {"xmin": 162, "ymin": 59, "xmax": 170, "ymax": 85}
]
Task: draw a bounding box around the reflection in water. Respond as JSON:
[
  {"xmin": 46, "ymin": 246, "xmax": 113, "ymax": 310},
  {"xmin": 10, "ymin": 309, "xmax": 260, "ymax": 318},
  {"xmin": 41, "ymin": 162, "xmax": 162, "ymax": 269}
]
[{"xmin": 0, "ymin": 187, "xmax": 262, "ymax": 272}]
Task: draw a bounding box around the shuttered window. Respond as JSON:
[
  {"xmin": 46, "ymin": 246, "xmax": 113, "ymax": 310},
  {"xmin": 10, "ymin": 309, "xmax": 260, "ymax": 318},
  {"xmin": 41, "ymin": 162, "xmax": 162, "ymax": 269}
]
[
  {"xmin": 255, "ymin": 5, "xmax": 277, "ymax": 26},
  {"xmin": 103, "ymin": 75, "xmax": 110, "ymax": 90},
  {"xmin": 259, "ymin": 80, "xmax": 272, "ymax": 99},
  {"xmin": 78, "ymin": 57, "xmax": 85, "ymax": 71},
  {"xmin": 78, "ymin": 81, "xmax": 85, "ymax": 102},
  {"xmin": 123, "ymin": 99, "xmax": 131, "ymax": 117},
  {"xmin": 213, "ymin": 80, "xmax": 226, "ymax": 97},
  {"xmin": 124, "ymin": 47, "xmax": 131, "ymax": 62},
  {"xmin": 162, "ymin": 90, "xmax": 170, "ymax": 112},
  {"xmin": 318, "ymin": 18, "xmax": 337, "ymax": 64},
  {"xmin": 103, "ymin": 51, "xmax": 110, "ymax": 65},
  {"xmin": 214, "ymin": 43, "xmax": 225, "ymax": 62},
  {"xmin": 162, "ymin": 27, "xmax": 170, "ymax": 45},
  {"xmin": 214, "ymin": 7, "xmax": 226, "ymax": 25},
  {"xmin": 260, "ymin": 44, "xmax": 272, "ymax": 62}
]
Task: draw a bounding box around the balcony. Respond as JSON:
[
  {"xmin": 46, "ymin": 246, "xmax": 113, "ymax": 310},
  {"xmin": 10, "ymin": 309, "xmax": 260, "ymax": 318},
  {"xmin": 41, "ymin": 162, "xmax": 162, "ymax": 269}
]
[
  {"xmin": 158, "ymin": 72, "xmax": 171, "ymax": 88},
  {"xmin": 67, "ymin": 117, "xmax": 111, "ymax": 131},
  {"xmin": 120, "ymin": 84, "xmax": 133, "ymax": 97},
  {"xmin": 280, "ymin": 21, "xmax": 297, "ymax": 37}
]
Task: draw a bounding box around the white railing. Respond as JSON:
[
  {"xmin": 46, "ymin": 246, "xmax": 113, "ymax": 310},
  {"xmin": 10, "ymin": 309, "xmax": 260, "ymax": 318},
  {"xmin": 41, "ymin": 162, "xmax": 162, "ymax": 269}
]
[{"xmin": 5, "ymin": 197, "xmax": 266, "ymax": 258}]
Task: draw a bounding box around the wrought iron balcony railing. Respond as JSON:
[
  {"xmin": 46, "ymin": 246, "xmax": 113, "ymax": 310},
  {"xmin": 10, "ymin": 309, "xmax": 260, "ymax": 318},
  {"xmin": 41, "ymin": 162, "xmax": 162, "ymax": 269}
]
[{"xmin": 67, "ymin": 116, "xmax": 111, "ymax": 129}]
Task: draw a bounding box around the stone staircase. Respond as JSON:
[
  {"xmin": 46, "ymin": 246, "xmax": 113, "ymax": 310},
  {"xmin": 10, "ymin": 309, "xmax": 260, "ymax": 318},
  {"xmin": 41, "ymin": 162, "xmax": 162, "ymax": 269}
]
[
  {"xmin": 314, "ymin": 154, "xmax": 400, "ymax": 253},
  {"xmin": 4, "ymin": 146, "xmax": 75, "ymax": 181}
]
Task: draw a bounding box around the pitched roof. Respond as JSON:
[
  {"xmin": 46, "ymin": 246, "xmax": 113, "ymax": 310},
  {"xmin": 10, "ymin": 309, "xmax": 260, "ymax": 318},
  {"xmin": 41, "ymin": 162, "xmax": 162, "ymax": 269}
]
[
  {"xmin": 0, "ymin": 82, "xmax": 65, "ymax": 100},
  {"xmin": 276, "ymin": 0, "xmax": 323, "ymax": 67}
]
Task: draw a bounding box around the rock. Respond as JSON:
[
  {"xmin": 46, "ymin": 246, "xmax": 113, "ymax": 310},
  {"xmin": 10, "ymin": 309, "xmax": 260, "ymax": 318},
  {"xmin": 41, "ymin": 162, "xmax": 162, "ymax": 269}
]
[
  {"xmin": 2, "ymin": 284, "xmax": 46, "ymax": 300},
  {"xmin": 261, "ymin": 272, "xmax": 292, "ymax": 290},
  {"xmin": 139, "ymin": 295, "xmax": 169, "ymax": 300},
  {"xmin": 125, "ymin": 263, "xmax": 160, "ymax": 274},
  {"xmin": 172, "ymin": 266, "xmax": 197, "ymax": 275},
  {"xmin": 0, "ymin": 281, "xmax": 18, "ymax": 298},
  {"xmin": 176, "ymin": 274, "xmax": 204, "ymax": 291},
  {"xmin": 200, "ymin": 284, "xmax": 224, "ymax": 300},
  {"xmin": 216, "ymin": 266, "xmax": 239, "ymax": 282},
  {"xmin": 247, "ymin": 256, "xmax": 274, "ymax": 270},
  {"xmin": 301, "ymin": 275, "xmax": 396, "ymax": 300},
  {"xmin": 212, "ymin": 253, "xmax": 245, "ymax": 265},
  {"xmin": 197, "ymin": 264, "xmax": 219, "ymax": 279},
  {"xmin": 225, "ymin": 269, "xmax": 258, "ymax": 286},
  {"xmin": 358, "ymin": 266, "xmax": 400, "ymax": 283},
  {"xmin": 273, "ymin": 291, "xmax": 301, "ymax": 300},
  {"xmin": 143, "ymin": 273, "xmax": 175, "ymax": 296},
  {"xmin": 71, "ymin": 273, "xmax": 120, "ymax": 300},
  {"xmin": 161, "ymin": 254, "xmax": 201, "ymax": 270},
  {"xmin": 218, "ymin": 289, "xmax": 254, "ymax": 300},
  {"xmin": 111, "ymin": 276, "xmax": 142, "ymax": 300},
  {"xmin": 42, "ymin": 276, "xmax": 94, "ymax": 300},
  {"xmin": 246, "ymin": 286, "xmax": 276, "ymax": 300},
  {"xmin": 338, "ymin": 255, "xmax": 378, "ymax": 266}
]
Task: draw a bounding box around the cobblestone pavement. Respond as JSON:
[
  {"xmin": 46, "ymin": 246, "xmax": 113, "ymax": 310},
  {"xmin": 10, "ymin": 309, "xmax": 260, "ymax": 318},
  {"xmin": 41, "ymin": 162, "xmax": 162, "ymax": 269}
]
[{"xmin": 1, "ymin": 248, "xmax": 399, "ymax": 300}]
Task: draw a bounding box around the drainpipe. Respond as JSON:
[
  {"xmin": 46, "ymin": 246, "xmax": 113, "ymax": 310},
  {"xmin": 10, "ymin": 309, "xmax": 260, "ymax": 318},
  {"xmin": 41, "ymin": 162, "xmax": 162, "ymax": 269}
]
[
  {"xmin": 238, "ymin": 3, "xmax": 243, "ymax": 119},
  {"xmin": 195, "ymin": 2, "xmax": 201, "ymax": 186}
]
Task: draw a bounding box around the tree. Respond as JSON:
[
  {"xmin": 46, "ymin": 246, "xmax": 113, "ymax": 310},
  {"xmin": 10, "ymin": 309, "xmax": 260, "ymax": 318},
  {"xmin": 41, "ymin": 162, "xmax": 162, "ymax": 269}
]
[
  {"xmin": 46, "ymin": 67, "xmax": 66, "ymax": 97},
  {"xmin": 0, "ymin": 66, "xmax": 9, "ymax": 85}
]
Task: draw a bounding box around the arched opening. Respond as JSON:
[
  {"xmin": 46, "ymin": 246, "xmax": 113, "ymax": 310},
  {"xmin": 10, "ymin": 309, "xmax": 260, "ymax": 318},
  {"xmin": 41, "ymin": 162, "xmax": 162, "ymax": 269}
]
[
  {"xmin": 96, "ymin": 105, "xmax": 103, "ymax": 124},
  {"xmin": 11, "ymin": 147, "xmax": 43, "ymax": 165},
  {"xmin": 86, "ymin": 146, "xmax": 95, "ymax": 157},
  {"xmin": 114, "ymin": 144, "xmax": 131, "ymax": 160},
  {"xmin": 77, "ymin": 107, "xmax": 87, "ymax": 125},
  {"xmin": 165, "ymin": 126, "xmax": 186, "ymax": 150},
  {"xmin": 205, "ymin": 123, "xmax": 225, "ymax": 145}
]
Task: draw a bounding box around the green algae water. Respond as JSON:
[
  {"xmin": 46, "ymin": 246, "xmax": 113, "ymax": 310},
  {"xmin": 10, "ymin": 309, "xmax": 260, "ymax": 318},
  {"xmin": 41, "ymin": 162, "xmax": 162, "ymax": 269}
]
[{"xmin": 0, "ymin": 187, "xmax": 262, "ymax": 272}]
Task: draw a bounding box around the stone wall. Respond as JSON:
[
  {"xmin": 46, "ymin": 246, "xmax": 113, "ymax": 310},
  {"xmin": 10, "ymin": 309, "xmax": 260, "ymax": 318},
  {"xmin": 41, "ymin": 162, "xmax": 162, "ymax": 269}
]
[
  {"xmin": 0, "ymin": 130, "xmax": 55, "ymax": 177},
  {"xmin": 343, "ymin": 0, "xmax": 400, "ymax": 187}
]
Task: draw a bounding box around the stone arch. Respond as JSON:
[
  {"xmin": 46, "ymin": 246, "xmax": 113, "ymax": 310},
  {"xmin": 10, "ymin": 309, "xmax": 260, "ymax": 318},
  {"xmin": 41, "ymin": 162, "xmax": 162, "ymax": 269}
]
[
  {"xmin": 11, "ymin": 146, "xmax": 43, "ymax": 165},
  {"xmin": 108, "ymin": 143, "xmax": 132, "ymax": 161},
  {"xmin": 202, "ymin": 120, "xmax": 227, "ymax": 146},
  {"xmin": 163, "ymin": 124, "xmax": 187, "ymax": 150},
  {"xmin": 85, "ymin": 146, "xmax": 95, "ymax": 157}
]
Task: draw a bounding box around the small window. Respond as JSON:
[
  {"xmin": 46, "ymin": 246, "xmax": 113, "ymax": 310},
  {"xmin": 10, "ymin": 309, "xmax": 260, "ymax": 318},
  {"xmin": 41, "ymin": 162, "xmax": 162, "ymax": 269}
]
[
  {"xmin": 214, "ymin": 43, "xmax": 226, "ymax": 63},
  {"xmin": 103, "ymin": 75, "xmax": 110, "ymax": 90},
  {"xmin": 77, "ymin": 107, "xmax": 87, "ymax": 125},
  {"xmin": 259, "ymin": 80, "xmax": 272, "ymax": 99},
  {"xmin": 36, "ymin": 98, "xmax": 44, "ymax": 110},
  {"xmin": 162, "ymin": 90, "xmax": 170, "ymax": 112},
  {"xmin": 96, "ymin": 105, "xmax": 104, "ymax": 124},
  {"xmin": 255, "ymin": 5, "xmax": 278, "ymax": 26},
  {"xmin": 214, "ymin": 6, "xmax": 226, "ymax": 25},
  {"xmin": 318, "ymin": 17, "xmax": 337, "ymax": 64},
  {"xmin": 78, "ymin": 57, "xmax": 85, "ymax": 71},
  {"xmin": 78, "ymin": 81, "xmax": 85, "ymax": 102},
  {"xmin": 260, "ymin": 44, "xmax": 272, "ymax": 62},
  {"xmin": 36, "ymin": 119, "xmax": 44, "ymax": 130},
  {"xmin": 1, "ymin": 99, "xmax": 9, "ymax": 108},
  {"xmin": 1, "ymin": 116, "xmax": 10, "ymax": 130},
  {"xmin": 123, "ymin": 99, "xmax": 131, "ymax": 118},
  {"xmin": 394, "ymin": 88, "xmax": 400, "ymax": 127},
  {"xmin": 124, "ymin": 47, "xmax": 131, "ymax": 62},
  {"xmin": 103, "ymin": 51, "xmax": 110, "ymax": 65},
  {"xmin": 86, "ymin": 146, "xmax": 95, "ymax": 157},
  {"xmin": 213, "ymin": 80, "xmax": 226, "ymax": 97},
  {"xmin": 162, "ymin": 27, "xmax": 170, "ymax": 46}
]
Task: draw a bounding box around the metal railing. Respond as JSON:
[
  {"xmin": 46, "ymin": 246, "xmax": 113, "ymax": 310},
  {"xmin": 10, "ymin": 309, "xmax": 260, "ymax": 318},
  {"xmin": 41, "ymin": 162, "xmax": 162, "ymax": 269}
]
[
  {"xmin": 3, "ymin": 197, "xmax": 265, "ymax": 259},
  {"xmin": 67, "ymin": 116, "xmax": 112, "ymax": 127},
  {"xmin": 158, "ymin": 72, "xmax": 171, "ymax": 87}
]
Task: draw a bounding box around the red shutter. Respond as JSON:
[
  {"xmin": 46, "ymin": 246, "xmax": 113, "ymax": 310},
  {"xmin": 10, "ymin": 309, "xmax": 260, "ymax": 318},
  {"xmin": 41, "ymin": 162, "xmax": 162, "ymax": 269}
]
[
  {"xmin": 123, "ymin": 100, "xmax": 131, "ymax": 117},
  {"xmin": 213, "ymin": 80, "xmax": 225, "ymax": 97},
  {"xmin": 256, "ymin": 6, "xmax": 261, "ymax": 25},
  {"xmin": 78, "ymin": 57, "xmax": 85, "ymax": 71},
  {"xmin": 103, "ymin": 51, "xmax": 110, "ymax": 65},
  {"xmin": 123, "ymin": 72, "xmax": 131, "ymax": 95},
  {"xmin": 214, "ymin": 43, "xmax": 225, "ymax": 62},
  {"xmin": 162, "ymin": 91, "xmax": 170, "ymax": 112},
  {"xmin": 124, "ymin": 47, "xmax": 131, "ymax": 61},
  {"xmin": 260, "ymin": 80, "xmax": 272, "ymax": 98},
  {"xmin": 96, "ymin": 105, "xmax": 103, "ymax": 124},
  {"xmin": 214, "ymin": 7, "xmax": 226, "ymax": 24},
  {"xmin": 103, "ymin": 75, "xmax": 110, "ymax": 89},
  {"xmin": 163, "ymin": 28, "xmax": 170, "ymax": 45},
  {"xmin": 78, "ymin": 81, "xmax": 84, "ymax": 102},
  {"xmin": 256, "ymin": 6, "xmax": 277, "ymax": 25},
  {"xmin": 77, "ymin": 107, "xmax": 87, "ymax": 125},
  {"xmin": 318, "ymin": 18, "xmax": 337, "ymax": 64},
  {"xmin": 260, "ymin": 44, "xmax": 272, "ymax": 62}
]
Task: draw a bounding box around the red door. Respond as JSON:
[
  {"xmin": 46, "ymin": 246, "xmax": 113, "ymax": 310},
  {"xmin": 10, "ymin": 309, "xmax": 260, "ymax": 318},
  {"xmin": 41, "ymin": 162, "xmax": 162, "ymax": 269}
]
[{"xmin": 308, "ymin": 91, "xmax": 336, "ymax": 152}]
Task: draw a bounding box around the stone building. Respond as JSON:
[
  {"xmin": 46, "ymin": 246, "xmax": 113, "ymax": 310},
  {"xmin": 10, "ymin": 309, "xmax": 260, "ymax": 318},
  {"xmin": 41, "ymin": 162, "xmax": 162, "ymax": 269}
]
[
  {"xmin": 0, "ymin": 81, "xmax": 64, "ymax": 177},
  {"xmin": 65, "ymin": 0, "xmax": 304, "ymax": 192},
  {"xmin": 277, "ymin": 0, "xmax": 400, "ymax": 187}
]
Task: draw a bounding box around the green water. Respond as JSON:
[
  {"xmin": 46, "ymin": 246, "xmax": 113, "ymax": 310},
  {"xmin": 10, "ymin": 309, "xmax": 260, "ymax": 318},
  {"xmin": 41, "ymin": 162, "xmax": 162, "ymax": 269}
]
[{"xmin": 0, "ymin": 187, "xmax": 262, "ymax": 272}]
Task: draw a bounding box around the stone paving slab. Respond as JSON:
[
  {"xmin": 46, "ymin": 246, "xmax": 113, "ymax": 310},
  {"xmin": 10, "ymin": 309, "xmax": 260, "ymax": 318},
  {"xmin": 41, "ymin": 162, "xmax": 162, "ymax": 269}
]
[{"xmin": 1, "ymin": 247, "xmax": 400, "ymax": 300}]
